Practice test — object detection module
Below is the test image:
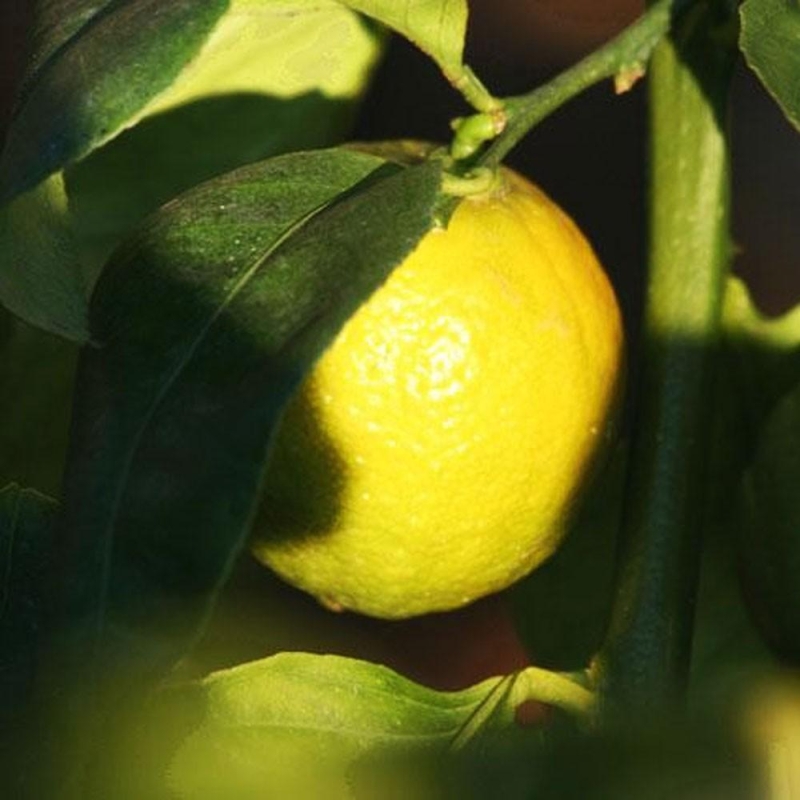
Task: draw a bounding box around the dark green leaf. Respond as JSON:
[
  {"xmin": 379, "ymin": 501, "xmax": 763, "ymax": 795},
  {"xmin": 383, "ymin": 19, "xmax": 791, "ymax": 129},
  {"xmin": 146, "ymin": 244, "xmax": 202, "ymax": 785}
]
[
  {"xmin": 0, "ymin": 483, "xmax": 58, "ymax": 699},
  {"xmin": 511, "ymin": 445, "xmax": 625, "ymax": 670},
  {"xmin": 0, "ymin": 311, "xmax": 78, "ymax": 496},
  {"xmin": 740, "ymin": 0, "xmax": 800, "ymax": 132},
  {"xmin": 1, "ymin": 0, "xmax": 227, "ymax": 202},
  {"xmin": 697, "ymin": 279, "xmax": 800, "ymax": 672},
  {"xmin": 677, "ymin": 281, "xmax": 780, "ymax": 714},
  {"xmin": 0, "ymin": 484, "xmax": 58, "ymax": 751},
  {"xmin": 116, "ymin": 652, "xmax": 518, "ymax": 799},
  {"xmin": 0, "ymin": 0, "xmax": 383, "ymax": 340},
  {"xmin": 16, "ymin": 1, "xmax": 116, "ymax": 90},
  {"xmin": 60, "ymin": 1, "xmax": 384, "ymax": 299},
  {"xmin": 517, "ymin": 719, "xmax": 754, "ymax": 800},
  {"xmin": 56, "ymin": 148, "xmax": 442, "ymax": 686},
  {"xmin": 740, "ymin": 385, "xmax": 800, "ymax": 663},
  {"xmin": 0, "ymin": 175, "xmax": 89, "ymax": 340},
  {"xmin": 688, "ymin": 497, "xmax": 777, "ymax": 714}
]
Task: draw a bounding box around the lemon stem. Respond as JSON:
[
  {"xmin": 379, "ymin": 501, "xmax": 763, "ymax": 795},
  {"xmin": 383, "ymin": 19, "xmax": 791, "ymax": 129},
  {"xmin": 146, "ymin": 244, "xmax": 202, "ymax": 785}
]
[
  {"xmin": 477, "ymin": 0, "xmax": 689, "ymax": 170},
  {"xmin": 512, "ymin": 666, "xmax": 596, "ymax": 719},
  {"xmin": 597, "ymin": 0, "xmax": 738, "ymax": 713}
]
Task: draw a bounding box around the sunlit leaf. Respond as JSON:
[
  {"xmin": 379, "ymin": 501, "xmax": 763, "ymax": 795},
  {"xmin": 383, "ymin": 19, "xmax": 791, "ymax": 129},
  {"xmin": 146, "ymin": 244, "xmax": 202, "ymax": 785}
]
[
  {"xmin": 118, "ymin": 652, "xmax": 519, "ymax": 799},
  {"xmin": 1, "ymin": 0, "xmax": 382, "ymax": 201},
  {"xmin": 341, "ymin": 0, "xmax": 467, "ymax": 79},
  {"xmin": 0, "ymin": 0, "xmax": 383, "ymax": 340}
]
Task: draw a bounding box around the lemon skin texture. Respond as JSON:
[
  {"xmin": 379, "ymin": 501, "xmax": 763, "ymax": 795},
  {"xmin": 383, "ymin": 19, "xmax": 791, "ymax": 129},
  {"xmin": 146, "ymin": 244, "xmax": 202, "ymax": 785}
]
[{"xmin": 251, "ymin": 167, "xmax": 624, "ymax": 619}]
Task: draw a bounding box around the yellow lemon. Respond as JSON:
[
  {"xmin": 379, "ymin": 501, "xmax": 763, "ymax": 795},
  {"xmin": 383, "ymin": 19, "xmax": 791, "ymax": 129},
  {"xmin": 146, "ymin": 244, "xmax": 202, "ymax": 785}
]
[{"xmin": 251, "ymin": 165, "xmax": 623, "ymax": 619}]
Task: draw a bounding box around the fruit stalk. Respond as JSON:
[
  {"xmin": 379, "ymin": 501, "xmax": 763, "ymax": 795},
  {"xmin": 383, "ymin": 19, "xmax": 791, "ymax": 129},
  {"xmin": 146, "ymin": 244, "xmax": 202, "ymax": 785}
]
[
  {"xmin": 479, "ymin": 0, "xmax": 689, "ymax": 170},
  {"xmin": 598, "ymin": 0, "xmax": 738, "ymax": 712}
]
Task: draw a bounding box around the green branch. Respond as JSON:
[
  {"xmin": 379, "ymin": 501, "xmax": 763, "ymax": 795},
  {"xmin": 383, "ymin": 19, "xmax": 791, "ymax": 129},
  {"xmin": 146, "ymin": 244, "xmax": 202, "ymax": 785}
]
[
  {"xmin": 598, "ymin": 0, "xmax": 738, "ymax": 712},
  {"xmin": 470, "ymin": 0, "xmax": 687, "ymax": 169}
]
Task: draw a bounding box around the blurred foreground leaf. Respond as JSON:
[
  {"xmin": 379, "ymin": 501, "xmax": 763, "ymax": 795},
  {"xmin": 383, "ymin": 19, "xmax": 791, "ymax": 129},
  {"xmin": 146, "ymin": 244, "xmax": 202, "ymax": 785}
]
[
  {"xmin": 114, "ymin": 652, "xmax": 752, "ymax": 800},
  {"xmin": 118, "ymin": 652, "xmax": 524, "ymax": 799},
  {"xmin": 521, "ymin": 719, "xmax": 755, "ymax": 800}
]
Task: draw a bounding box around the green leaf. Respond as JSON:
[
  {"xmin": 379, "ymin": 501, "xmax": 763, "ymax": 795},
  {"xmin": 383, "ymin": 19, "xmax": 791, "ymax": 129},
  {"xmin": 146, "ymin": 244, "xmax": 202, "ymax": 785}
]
[
  {"xmin": 688, "ymin": 496, "xmax": 778, "ymax": 715},
  {"xmin": 511, "ymin": 445, "xmax": 625, "ymax": 671},
  {"xmin": 740, "ymin": 0, "xmax": 800, "ymax": 132},
  {"xmin": 1, "ymin": 0, "xmax": 382, "ymax": 201},
  {"xmin": 63, "ymin": 94, "xmax": 367, "ymax": 299},
  {"xmin": 0, "ymin": 175, "xmax": 89, "ymax": 340},
  {"xmin": 339, "ymin": 0, "xmax": 497, "ymax": 111},
  {"xmin": 693, "ymin": 279, "xmax": 800, "ymax": 672},
  {"xmin": 55, "ymin": 148, "xmax": 442, "ymax": 688},
  {"xmin": 0, "ymin": 312, "xmax": 78, "ymax": 496},
  {"xmin": 1, "ymin": 0, "xmax": 227, "ymax": 202},
  {"xmin": 16, "ymin": 1, "xmax": 116, "ymax": 89},
  {"xmin": 119, "ymin": 652, "xmax": 520, "ymax": 799},
  {"xmin": 341, "ymin": 0, "xmax": 466, "ymax": 77},
  {"xmin": 739, "ymin": 385, "xmax": 800, "ymax": 663},
  {"xmin": 0, "ymin": 0, "xmax": 383, "ymax": 340},
  {"xmin": 673, "ymin": 280, "xmax": 782, "ymax": 714},
  {"xmin": 0, "ymin": 485, "xmax": 58, "ymax": 746}
]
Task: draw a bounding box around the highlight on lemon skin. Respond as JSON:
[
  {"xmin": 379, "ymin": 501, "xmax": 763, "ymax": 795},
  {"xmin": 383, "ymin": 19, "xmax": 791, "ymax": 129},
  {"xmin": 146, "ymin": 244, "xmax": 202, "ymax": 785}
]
[{"xmin": 250, "ymin": 163, "xmax": 624, "ymax": 620}]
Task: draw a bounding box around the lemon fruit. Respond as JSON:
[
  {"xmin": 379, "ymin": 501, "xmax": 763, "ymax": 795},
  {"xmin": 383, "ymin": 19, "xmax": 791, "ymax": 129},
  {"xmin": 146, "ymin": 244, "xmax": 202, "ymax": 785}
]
[{"xmin": 251, "ymin": 164, "xmax": 623, "ymax": 619}]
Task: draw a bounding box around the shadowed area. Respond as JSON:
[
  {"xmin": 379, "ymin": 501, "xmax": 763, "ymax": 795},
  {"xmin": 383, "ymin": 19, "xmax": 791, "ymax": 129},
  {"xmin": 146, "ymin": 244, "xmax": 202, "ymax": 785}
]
[
  {"xmin": 254, "ymin": 387, "xmax": 347, "ymax": 546},
  {"xmin": 65, "ymin": 91, "xmax": 356, "ymax": 293}
]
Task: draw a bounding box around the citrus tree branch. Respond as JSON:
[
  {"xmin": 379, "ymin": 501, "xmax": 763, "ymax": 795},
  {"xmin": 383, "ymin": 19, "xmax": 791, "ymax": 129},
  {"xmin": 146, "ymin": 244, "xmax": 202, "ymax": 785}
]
[
  {"xmin": 597, "ymin": 0, "xmax": 739, "ymax": 712},
  {"xmin": 476, "ymin": 0, "xmax": 688, "ymax": 170}
]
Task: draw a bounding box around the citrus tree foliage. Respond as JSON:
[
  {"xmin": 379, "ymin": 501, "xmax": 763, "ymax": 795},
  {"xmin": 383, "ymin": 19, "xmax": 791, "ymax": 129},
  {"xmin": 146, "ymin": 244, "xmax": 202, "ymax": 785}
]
[
  {"xmin": 0, "ymin": 0, "xmax": 383, "ymax": 339},
  {"xmin": 4, "ymin": 0, "xmax": 800, "ymax": 797}
]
